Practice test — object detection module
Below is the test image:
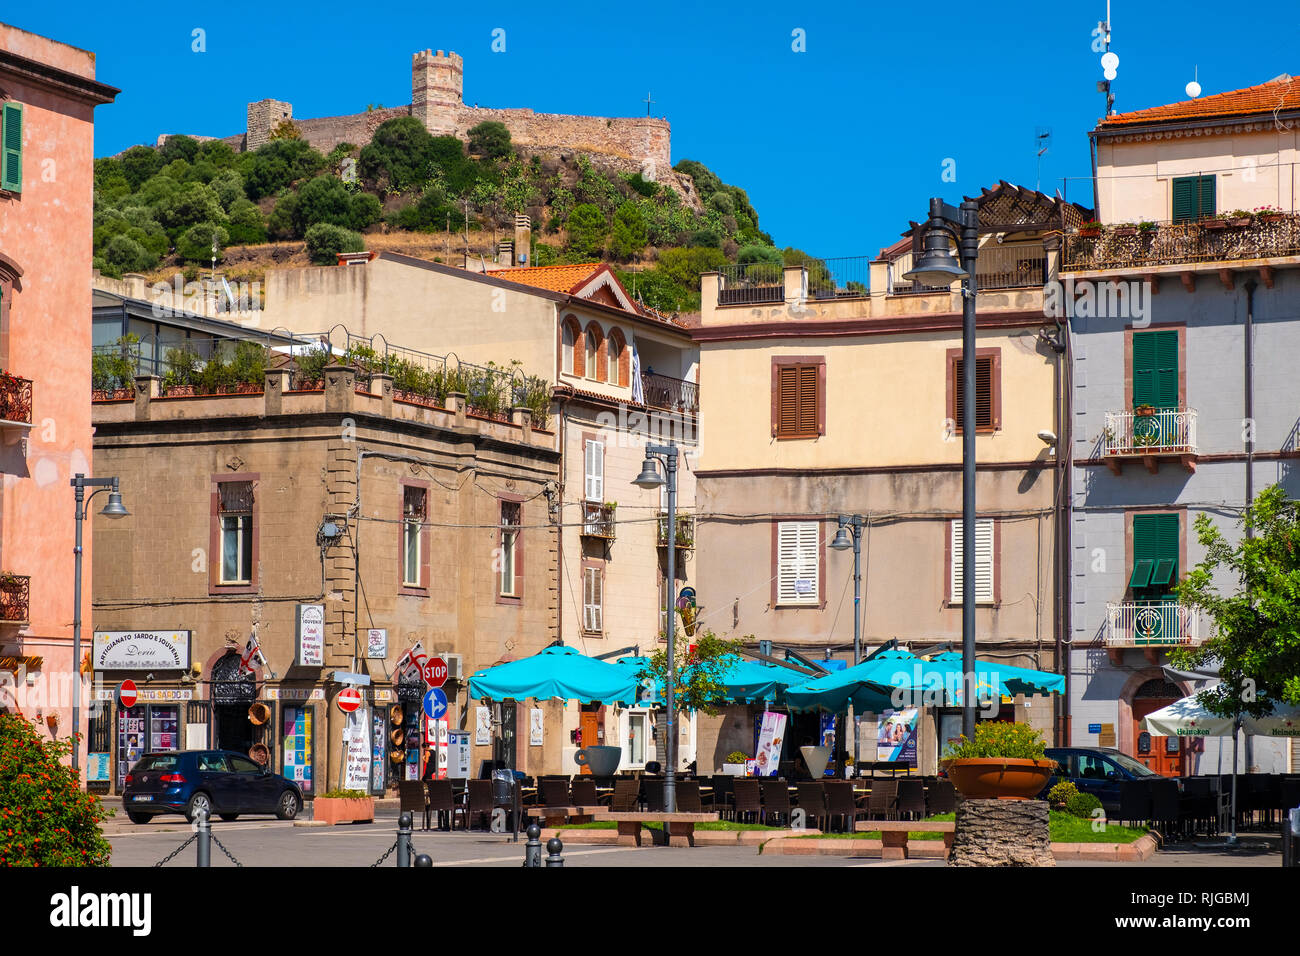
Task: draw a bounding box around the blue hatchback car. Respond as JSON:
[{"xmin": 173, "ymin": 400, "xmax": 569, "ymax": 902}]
[{"xmin": 123, "ymin": 750, "xmax": 303, "ymax": 824}]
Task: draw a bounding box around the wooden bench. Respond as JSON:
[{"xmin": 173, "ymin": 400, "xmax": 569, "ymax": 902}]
[
  {"xmin": 855, "ymin": 819, "xmax": 956, "ymax": 860},
  {"xmin": 601, "ymin": 811, "xmax": 719, "ymax": 847}
]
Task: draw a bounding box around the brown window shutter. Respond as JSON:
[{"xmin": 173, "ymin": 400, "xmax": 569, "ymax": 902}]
[
  {"xmin": 797, "ymin": 365, "xmax": 818, "ymax": 435},
  {"xmin": 953, "ymin": 356, "xmax": 994, "ymax": 431},
  {"xmin": 777, "ymin": 366, "xmax": 799, "ymax": 436}
]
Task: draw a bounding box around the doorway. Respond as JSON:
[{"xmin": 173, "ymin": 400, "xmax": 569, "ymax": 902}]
[
  {"xmin": 1131, "ymin": 679, "xmax": 1183, "ymax": 777},
  {"xmin": 578, "ymin": 704, "xmax": 603, "ymax": 774}
]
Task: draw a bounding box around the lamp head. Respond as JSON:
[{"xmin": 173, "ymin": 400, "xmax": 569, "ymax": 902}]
[
  {"xmin": 830, "ymin": 527, "xmax": 853, "ymax": 551},
  {"xmin": 903, "ymin": 220, "xmax": 965, "ymax": 287},
  {"xmin": 100, "ymin": 492, "xmax": 129, "ymax": 518},
  {"xmin": 632, "ymin": 458, "xmax": 664, "ymax": 489}
]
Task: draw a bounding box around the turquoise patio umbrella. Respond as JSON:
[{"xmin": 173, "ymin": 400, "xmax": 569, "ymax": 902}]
[
  {"xmin": 612, "ymin": 656, "xmax": 662, "ymax": 705},
  {"xmin": 611, "ymin": 657, "xmax": 805, "ymax": 706},
  {"xmin": 468, "ymin": 645, "xmax": 637, "ymax": 704},
  {"xmin": 783, "ymin": 649, "xmax": 920, "ymax": 713},
  {"xmin": 927, "ymin": 652, "xmax": 1065, "ymax": 696}
]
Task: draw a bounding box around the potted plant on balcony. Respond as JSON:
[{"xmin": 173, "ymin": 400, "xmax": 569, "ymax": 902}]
[
  {"xmin": 312, "ymin": 788, "xmax": 375, "ymax": 825},
  {"xmin": 941, "ymin": 721, "xmax": 1056, "ymax": 800},
  {"xmin": 1255, "ymin": 205, "xmax": 1285, "ymax": 224},
  {"xmin": 1078, "ymin": 220, "xmax": 1102, "ymax": 238},
  {"xmin": 1200, "ymin": 214, "xmax": 1228, "ymax": 230},
  {"xmin": 1228, "ymin": 210, "xmax": 1254, "ymax": 228},
  {"xmin": 1137, "ymin": 219, "xmax": 1158, "ymax": 234},
  {"xmin": 1111, "ymin": 222, "xmax": 1138, "ymax": 237}
]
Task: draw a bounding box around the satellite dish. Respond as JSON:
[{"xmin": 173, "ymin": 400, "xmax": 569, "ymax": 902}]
[
  {"xmin": 1101, "ymin": 51, "xmax": 1119, "ymax": 72},
  {"xmin": 1186, "ymin": 80, "xmax": 1202, "ymax": 98}
]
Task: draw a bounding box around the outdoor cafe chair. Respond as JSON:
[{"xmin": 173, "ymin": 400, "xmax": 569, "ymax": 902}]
[
  {"xmin": 709, "ymin": 775, "xmax": 735, "ymax": 819},
  {"xmin": 643, "ymin": 777, "xmax": 667, "ymax": 813},
  {"xmin": 868, "ymin": 778, "xmax": 898, "ymax": 820},
  {"xmin": 733, "ymin": 778, "xmax": 763, "ymax": 825},
  {"xmin": 611, "ymin": 778, "xmax": 640, "ymax": 811},
  {"xmin": 463, "ymin": 778, "xmax": 495, "ymax": 831},
  {"xmin": 676, "ymin": 780, "xmax": 704, "ymax": 813},
  {"xmin": 539, "ymin": 778, "xmax": 570, "ymax": 809},
  {"xmin": 823, "ymin": 781, "xmax": 863, "ymax": 833},
  {"xmin": 1148, "ymin": 778, "xmax": 1182, "ymax": 839},
  {"xmin": 1180, "ymin": 776, "xmax": 1216, "ymax": 836},
  {"xmin": 1116, "ymin": 779, "xmax": 1152, "ymax": 829},
  {"xmin": 570, "ymin": 778, "xmax": 599, "ymax": 806},
  {"xmin": 925, "ymin": 778, "xmax": 957, "ymax": 815},
  {"xmin": 795, "ymin": 782, "xmax": 828, "ymax": 831},
  {"xmin": 399, "ymin": 781, "xmax": 430, "ymax": 831},
  {"xmin": 429, "ymin": 778, "xmax": 466, "ymax": 831},
  {"xmin": 896, "ymin": 778, "xmax": 926, "ymax": 821},
  {"xmin": 760, "ymin": 779, "xmax": 792, "ymax": 827}
]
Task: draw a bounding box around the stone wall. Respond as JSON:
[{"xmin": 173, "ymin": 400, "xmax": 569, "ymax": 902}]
[{"xmin": 246, "ymin": 99, "xmax": 292, "ymax": 150}]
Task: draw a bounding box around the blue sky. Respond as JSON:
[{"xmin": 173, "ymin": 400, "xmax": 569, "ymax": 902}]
[{"xmin": 9, "ymin": 1, "xmax": 1298, "ymax": 256}]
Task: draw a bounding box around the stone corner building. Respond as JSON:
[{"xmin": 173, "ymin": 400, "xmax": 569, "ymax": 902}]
[{"xmin": 90, "ymin": 363, "xmax": 562, "ymax": 795}]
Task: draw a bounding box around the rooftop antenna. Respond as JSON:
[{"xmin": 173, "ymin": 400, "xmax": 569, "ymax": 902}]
[
  {"xmin": 1035, "ymin": 127, "xmax": 1052, "ymax": 192},
  {"xmin": 1095, "ymin": 0, "xmax": 1117, "ymax": 115}
]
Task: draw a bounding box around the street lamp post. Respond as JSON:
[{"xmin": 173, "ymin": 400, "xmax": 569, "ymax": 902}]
[
  {"xmin": 830, "ymin": 514, "xmax": 865, "ymax": 766},
  {"xmin": 632, "ymin": 442, "xmax": 678, "ymax": 813},
  {"xmin": 904, "ymin": 197, "xmax": 980, "ymax": 739},
  {"xmin": 70, "ymin": 474, "xmax": 129, "ymax": 774}
]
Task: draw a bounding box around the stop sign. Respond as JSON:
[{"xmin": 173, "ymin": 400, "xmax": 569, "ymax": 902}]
[
  {"xmin": 421, "ymin": 657, "xmax": 448, "ymax": 688},
  {"xmin": 337, "ymin": 687, "xmax": 363, "ymax": 713},
  {"xmin": 118, "ymin": 679, "xmax": 137, "ymax": 709}
]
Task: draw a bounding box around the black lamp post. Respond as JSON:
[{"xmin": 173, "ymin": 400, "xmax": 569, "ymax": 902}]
[
  {"xmin": 632, "ymin": 443, "xmax": 679, "ymax": 812},
  {"xmin": 70, "ymin": 474, "xmax": 129, "ymax": 775},
  {"xmin": 830, "ymin": 513, "xmax": 866, "ymax": 766},
  {"xmin": 904, "ymin": 197, "xmax": 980, "ymax": 739}
]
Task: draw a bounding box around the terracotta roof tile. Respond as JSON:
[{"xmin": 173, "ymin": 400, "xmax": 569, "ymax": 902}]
[
  {"xmin": 484, "ymin": 262, "xmax": 604, "ymax": 294},
  {"xmin": 1099, "ymin": 74, "xmax": 1300, "ymax": 128}
]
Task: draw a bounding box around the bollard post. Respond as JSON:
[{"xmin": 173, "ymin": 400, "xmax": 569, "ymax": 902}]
[
  {"xmin": 414, "ymin": 854, "xmax": 433, "ymax": 868},
  {"xmin": 397, "ymin": 811, "xmax": 412, "ymax": 868},
  {"xmin": 195, "ymin": 808, "xmax": 210, "ymax": 868},
  {"xmin": 523, "ymin": 823, "xmax": 542, "ymax": 868},
  {"xmin": 545, "ymin": 836, "xmax": 564, "ymax": 868}
]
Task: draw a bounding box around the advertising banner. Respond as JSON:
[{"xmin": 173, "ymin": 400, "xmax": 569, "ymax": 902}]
[
  {"xmin": 295, "ymin": 604, "xmax": 325, "ymax": 667},
  {"xmin": 529, "ymin": 708, "xmax": 544, "ymax": 746},
  {"xmin": 92, "ymin": 631, "xmax": 191, "ymax": 671},
  {"xmin": 877, "ymin": 708, "xmax": 919, "ymax": 767},
  {"xmin": 475, "ymin": 706, "xmax": 491, "ymax": 745},
  {"xmin": 344, "ymin": 709, "xmax": 371, "ymax": 790},
  {"xmin": 753, "ymin": 711, "xmax": 787, "ymax": 777},
  {"xmin": 818, "ymin": 712, "xmax": 838, "ymax": 776}
]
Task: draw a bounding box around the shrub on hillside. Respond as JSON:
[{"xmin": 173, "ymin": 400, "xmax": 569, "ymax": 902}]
[
  {"xmin": 156, "ymin": 182, "xmax": 227, "ymax": 238},
  {"xmin": 359, "ymin": 117, "xmax": 439, "ymax": 192},
  {"xmin": 159, "ymin": 135, "xmax": 200, "ymax": 165},
  {"xmin": 0, "ymin": 715, "xmax": 113, "ymax": 866},
  {"xmin": 175, "ymin": 222, "xmax": 229, "ymax": 263},
  {"xmin": 389, "ymin": 185, "xmax": 458, "ymax": 232},
  {"xmin": 609, "ymin": 203, "xmax": 648, "ymax": 260},
  {"xmin": 565, "ymin": 203, "xmax": 607, "ymax": 259},
  {"xmin": 467, "ymin": 121, "xmax": 512, "ymax": 161},
  {"xmin": 225, "ymin": 198, "xmax": 268, "ymax": 245},
  {"xmin": 209, "ymin": 168, "xmax": 246, "ymax": 211},
  {"xmin": 237, "ymin": 139, "xmax": 326, "ymax": 200},
  {"xmin": 305, "ymin": 223, "xmax": 364, "ymax": 265},
  {"xmin": 120, "ymin": 144, "xmax": 164, "ymax": 190},
  {"xmin": 103, "ymin": 235, "xmax": 159, "ymax": 274}
]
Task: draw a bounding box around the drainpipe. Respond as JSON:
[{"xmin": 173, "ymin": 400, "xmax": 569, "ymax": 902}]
[
  {"xmin": 554, "ymin": 388, "xmax": 572, "ymax": 648},
  {"xmin": 1244, "ymin": 279, "xmax": 1256, "ymax": 773},
  {"xmin": 1059, "ymin": 311, "xmax": 1074, "ymax": 748}
]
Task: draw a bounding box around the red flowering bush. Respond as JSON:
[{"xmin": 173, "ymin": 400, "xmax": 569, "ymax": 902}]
[{"xmin": 0, "ymin": 715, "xmax": 112, "ymax": 866}]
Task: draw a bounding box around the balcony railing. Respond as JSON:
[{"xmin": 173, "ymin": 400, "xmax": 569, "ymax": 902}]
[
  {"xmin": 887, "ymin": 251, "xmax": 954, "ymax": 295},
  {"xmin": 1063, "ymin": 214, "xmax": 1300, "ymax": 272},
  {"xmin": 581, "ymin": 502, "xmax": 616, "ymax": 540},
  {"xmin": 1106, "ymin": 601, "xmax": 1201, "ymax": 647},
  {"xmin": 656, "ymin": 513, "xmax": 695, "ymax": 550},
  {"xmin": 640, "ymin": 372, "xmax": 698, "ymax": 416},
  {"xmin": 1103, "ymin": 407, "xmax": 1198, "ymax": 457},
  {"xmin": 0, "ymin": 373, "xmax": 33, "ymax": 425},
  {"xmin": 888, "ymin": 245, "xmax": 1046, "ymax": 294},
  {"xmin": 0, "ymin": 574, "xmax": 31, "ymax": 625},
  {"xmin": 806, "ymin": 256, "xmax": 871, "ymax": 300},
  {"xmin": 717, "ymin": 263, "xmax": 784, "ymax": 305}
]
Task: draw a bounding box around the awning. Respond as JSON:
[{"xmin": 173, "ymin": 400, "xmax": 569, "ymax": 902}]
[{"xmin": 468, "ymin": 645, "xmax": 637, "ymax": 705}]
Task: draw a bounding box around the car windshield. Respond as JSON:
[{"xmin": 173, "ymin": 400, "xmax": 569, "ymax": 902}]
[
  {"xmin": 134, "ymin": 754, "xmax": 179, "ymax": 772},
  {"xmin": 1106, "ymin": 751, "xmax": 1161, "ymax": 777}
]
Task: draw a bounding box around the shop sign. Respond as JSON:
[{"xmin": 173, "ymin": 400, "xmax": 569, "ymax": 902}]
[
  {"xmin": 364, "ymin": 689, "xmax": 392, "ymax": 702},
  {"xmin": 87, "ymin": 753, "xmax": 111, "ymax": 782},
  {"xmin": 343, "ymin": 711, "xmax": 371, "ymax": 790},
  {"xmin": 295, "ymin": 605, "xmax": 325, "ymax": 667},
  {"xmin": 530, "ymin": 708, "xmax": 544, "ymax": 746},
  {"xmin": 266, "ymin": 688, "xmax": 325, "ymax": 701},
  {"xmin": 92, "ymin": 631, "xmax": 191, "ymax": 671},
  {"xmin": 475, "ymin": 706, "xmax": 491, "ymax": 745},
  {"xmin": 95, "ymin": 687, "xmax": 193, "ymax": 702},
  {"xmin": 366, "ymin": 629, "xmax": 387, "ymax": 659}
]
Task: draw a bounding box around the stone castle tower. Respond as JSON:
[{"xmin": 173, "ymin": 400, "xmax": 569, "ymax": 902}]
[
  {"xmin": 246, "ymin": 99, "xmax": 292, "ymax": 150},
  {"xmin": 411, "ymin": 49, "xmax": 463, "ymax": 135}
]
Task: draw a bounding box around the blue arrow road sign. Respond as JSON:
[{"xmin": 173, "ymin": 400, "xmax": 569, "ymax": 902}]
[{"xmin": 423, "ymin": 687, "xmax": 448, "ymax": 720}]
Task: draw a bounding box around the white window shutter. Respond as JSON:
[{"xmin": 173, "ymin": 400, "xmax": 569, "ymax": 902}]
[
  {"xmin": 777, "ymin": 521, "xmax": 819, "ymax": 605},
  {"xmin": 951, "ymin": 519, "xmax": 995, "ymax": 604},
  {"xmin": 585, "ymin": 441, "xmax": 604, "ymax": 502},
  {"xmin": 583, "ymin": 569, "xmax": 593, "ymax": 631}
]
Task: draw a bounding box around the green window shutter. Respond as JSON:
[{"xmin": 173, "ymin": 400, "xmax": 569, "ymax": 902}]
[
  {"xmin": 1172, "ymin": 175, "xmax": 1215, "ymax": 222},
  {"xmin": 1133, "ymin": 330, "xmax": 1178, "ymax": 409},
  {"xmin": 1150, "ymin": 558, "xmax": 1176, "ymax": 586},
  {"xmin": 1133, "ymin": 514, "xmax": 1179, "ymax": 596},
  {"xmin": 1, "ymin": 102, "xmax": 22, "ymax": 193},
  {"xmin": 1128, "ymin": 559, "xmax": 1154, "ymax": 588}
]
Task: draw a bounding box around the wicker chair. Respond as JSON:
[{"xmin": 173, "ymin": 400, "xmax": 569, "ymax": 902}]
[
  {"xmin": 760, "ymin": 779, "xmax": 792, "ymax": 827},
  {"xmin": 675, "ymin": 779, "xmax": 703, "ymax": 813},
  {"xmin": 795, "ymin": 782, "xmax": 828, "ymax": 831},
  {"xmin": 428, "ymin": 778, "xmax": 464, "ymax": 831},
  {"xmin": 400, "ymin": 781, "xmax": 430, "ymax": 830},
  {"xmin": 896, "ymin": 778, "xmax": 926, "ymax": 821},
  {"xmin": 539, "ymin": 777, "xmax": 570, "ymax": 809},
  {"xmin": 925, "ymin": 778, "xmax": 957, "ymax": 816},
  {"xmin": 643, "ymin": 777, "xmax": 667, "ymax": 813},
  {"xmin": 611, "ymin": 778, "xmax": 641, "ymax": 811},
  {"xmin": 868, "ymin": 778, "xmax": 898, "ymax": 820},
  {"xmin": 570, "ymin": 778, "xmax": 599, "ymax": 807},
  {"xmin": 823, "ymin": 781, "xmax": 863, "ymax": 833},
  {"xmin": 733, "ymin": 778, "xmax": 763, "ymax": 824}
]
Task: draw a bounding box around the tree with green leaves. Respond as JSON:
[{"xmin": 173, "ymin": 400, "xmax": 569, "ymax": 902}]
[
  {"xmin": 467, "ymin": 121, "xmax": 512, "ymax": 161},
  {"xmin": 637, "ymin": 630, "xmax": 744, "ymax": 716},
  {"xmin": 1172, "ymin": 483, "xmax": 1300, "ymax": 715},
  {"xmin": 565, "ymin": 203, "xmax": 607, "ymax": 260},
  {"xmin": 609, "ymin": 203, "xmax": 649, "ymax": 260}
]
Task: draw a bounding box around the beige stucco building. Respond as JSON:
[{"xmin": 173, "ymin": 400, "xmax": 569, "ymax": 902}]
[{"xmin": 691, "ymin": 185, "xmax": 1086, "ymax": 773}]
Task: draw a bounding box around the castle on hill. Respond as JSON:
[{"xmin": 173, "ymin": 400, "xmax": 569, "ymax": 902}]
[{"xmin": 234, "ymin": 49, "xmax": 670, "ymax": 178}]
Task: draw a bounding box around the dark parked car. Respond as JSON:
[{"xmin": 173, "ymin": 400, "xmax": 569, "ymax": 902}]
[
  {"xmin": 123, "ymin": 750, "xmax": 303, "ymax": 824},
  {"xmin": 1040, "ymin": 746, "xmax": 1167, "ymax": 815}
]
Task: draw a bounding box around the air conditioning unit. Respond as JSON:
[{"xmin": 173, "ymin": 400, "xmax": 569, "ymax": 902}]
[{"xmin": 444, "ymin": 654, "xmax": 464, "ymax": 681}]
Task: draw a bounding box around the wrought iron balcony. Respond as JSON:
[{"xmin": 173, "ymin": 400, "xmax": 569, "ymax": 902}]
[
  {"xmin": 1062, "ymin": 213, "xmax": 1300, "ymax": 272},
  {"xmin": 0, "ymin": 372, "xmax": 33, "ymax": 425},
  {"xmin": 1102, "ymin": 407, "xmax": 1197, "ymax": 474},
  {"xmin": 581, "ymin": 502, "xmax": 616, "ymax": 540},
  {"xmin": 0, "ymin": 574, "xmax": 31, "ymax": 625},
  {"xmin": 1106, "ymin": 601, "xmax": 1201, "ymax": 647},
  {"xmin": 717, "ymin": 262, "xmax": 784, "ymax": 305},
  {"xmin": 656, "ymin": 513, "xmax": 695, "ymax": 550},
  {"xmin": 640, "ymin": 372, "xmax": 698, "ymax": 416}
]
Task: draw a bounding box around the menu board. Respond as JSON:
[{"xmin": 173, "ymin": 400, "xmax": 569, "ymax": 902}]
[
  {"xmin": 282, "ymin": 706, "xmax": 314, "ymax": 792},
  {"xmin": 344, "ymin": 709, "xmax": 371, "ymax": 791}
]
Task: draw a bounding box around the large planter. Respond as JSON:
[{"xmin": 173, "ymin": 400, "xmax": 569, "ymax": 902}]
[
  {"xmin": 943, "ymin": 757, "xmax": 1056, "ymax": 801},
  {"xmin": 721, "ymin": 763, "xmax": 748, "ymax": 776},
  {"xmin": 800, "ymin": 745, "xmax": 833, "ymax": 778},
  {"xmin": 312, "ymin": 796, "xmax": 375, "ymax": 825}
]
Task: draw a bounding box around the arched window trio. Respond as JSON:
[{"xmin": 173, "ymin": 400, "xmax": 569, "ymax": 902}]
[{"xmin": 561, "ymin": 315, "xmax": 628, "ymax": 388}]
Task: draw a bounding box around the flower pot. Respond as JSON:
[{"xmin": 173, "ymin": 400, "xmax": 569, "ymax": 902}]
[
  {"xmin": 1260, "ymin": 214, "xmax": 1284, "ymax": 225},
  {"xmin": 943, "ymin": 757, "xmax": 1057, "ymax": 800},
  {"xmin": 1078, "ymin": 228, "xmax": 1101, "ymax": 238},
  {"xmin": 721, "ymin": 763, "xmax": 748, "ymax": 776},
  {"xmin": 312, "ymin": 796, "xmax": 375, "ymax": 825},
  {"xmin": 1201, "ymin": 219, "xmax": 1228, "ymax": 230},
  {"xmin": 800, "ymin": 745, "xmax": 833, "ymax": 778},
  {"xmin": 1112, "ymin": 227, "xmax": 1137, "ymax": 237},
  {"xmin": 1229, "ymin": 218, "xmax": 1252, "ymax": 228}
]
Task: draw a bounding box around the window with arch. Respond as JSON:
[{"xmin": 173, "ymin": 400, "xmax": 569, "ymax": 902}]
[
  {"xmin": 585, "ymin": 327, "xmax": 601, "ymax": 382},
  {"xmin": 561, "ymin": 322, "xmax": 575, "ymax": 375},
  {"xmin": 606, "ymin": 332, "xmax": 623, "ymax": 385}
]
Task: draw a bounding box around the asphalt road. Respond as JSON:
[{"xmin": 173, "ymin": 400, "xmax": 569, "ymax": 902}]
[{"xmin": 104, "ymin": 809, "xmax": 1282, "ymax": 868}]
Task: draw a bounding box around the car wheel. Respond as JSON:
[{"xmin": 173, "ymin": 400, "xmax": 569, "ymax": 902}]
[
  {"xmin": 275, "ymin": 790, "xmax": 301, "ymax": 820},
  {"xmin": 219, "ymin": 813, "xmax": 239, "ymax": 822},
  {"xmin": 127, "ymin": 812, "xmax": 153, "ymax": 825},
  {"xmin": 185, "ymin": 791, "xmax": 214, "ymax": 823}
]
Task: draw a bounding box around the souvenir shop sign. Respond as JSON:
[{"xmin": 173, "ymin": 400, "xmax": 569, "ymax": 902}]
[
  {"xmin": 95, "ymin": 687, "xmax": 193, "ymax": 702},
  {"xmin": 92, "ymin": 631, "xmax": 191, "ymax": 670},
  {"xmin": 295, "ymin": 605, "xmax": 325, "ymax": 666}
]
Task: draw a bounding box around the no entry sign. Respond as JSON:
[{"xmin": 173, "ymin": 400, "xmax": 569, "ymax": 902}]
[
  {"xmin": 422, "ymin": 657, "xmax": 448, "ymax": 688},
  {"xmin": 337, "ymin": 687, "xmax": 363, "ymax": 713},
  {"xmin": 118, "ymin": 679, "xmax": 137, "ymax": 709}
]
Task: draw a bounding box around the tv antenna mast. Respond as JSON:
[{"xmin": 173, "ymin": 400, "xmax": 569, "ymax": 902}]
[
  {"xmin": 1096, "ymin": 1, "xmax": 1117, "ymax": 115},
  {"xmin": 1035, "ymin": 128, "xmax": 1051, "ymax": 192}
]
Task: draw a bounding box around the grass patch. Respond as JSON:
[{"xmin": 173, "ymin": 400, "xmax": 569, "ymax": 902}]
[
  {"xmin": 778, "ymin": 811, "xmax": 1146, "ymax": 844},
  {"xmin": 559, "ymin": 820, "xmax": 782, "ymax": 832}
]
